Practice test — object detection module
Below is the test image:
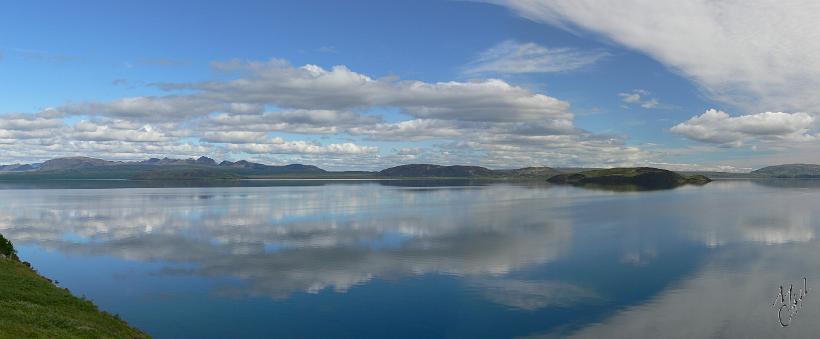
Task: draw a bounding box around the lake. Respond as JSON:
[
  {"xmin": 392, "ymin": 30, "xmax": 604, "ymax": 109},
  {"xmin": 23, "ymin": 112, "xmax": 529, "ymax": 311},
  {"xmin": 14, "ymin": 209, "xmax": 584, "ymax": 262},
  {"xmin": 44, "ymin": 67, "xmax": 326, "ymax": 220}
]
[{"xmin": 0, "ymin": 179, "xmax": 817, "ymax": 338}]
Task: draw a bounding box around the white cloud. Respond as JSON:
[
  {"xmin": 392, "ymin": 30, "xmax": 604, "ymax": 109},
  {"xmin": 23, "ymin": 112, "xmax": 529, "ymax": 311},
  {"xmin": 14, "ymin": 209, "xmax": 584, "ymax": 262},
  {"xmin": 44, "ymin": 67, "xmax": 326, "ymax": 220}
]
[
  {"xmin": 46, "ymin": 59, "xmax": 579, "ymax": 133},
  {"xmin": 0, "ymin": 58, "xmax": 658, "ymax": 168},
  {"xmin": 226, "ymin": 138, "xmax": 378, "ymax": 155},
  {"xmin": 619, "ymin": 89, "xmax": 659, "ymax": 109},
  {"xmin": 464, "ymin": 40, "xmax": 607, "ymax": 74},
  {"xmin": 70, "ymin": 120, "xmax": 172, "ymax": 143},
  {"xmin": 670, "ymin": 109, "xmax": 816, "ymax": 146},
  {"xmin": 203, "ymin": 110, "xmax": 381, "ymax": 135},
  {"xmin": 0, "ymin": 113, "xmax": 63, "ymax": 130},
  {"xmin": 348, "ymin": 119, "xmax": 464, "ymax": 141},
  {"xmin": 200, "ymin": 131, "xmax": 269, "ymax": 144},
  {"xmin": 62, "ymin": 96, "xmax": 217, "ymax": 121},
  {"xmin": 491, "ymin": 0, "xmax": 820, "ymax": 114},
  {"xmin": 0, "ymin": 112, "xmax": 379, "ymax": 163},
  {"xmin": 166, "ymin": 59, "xmax": 573, "ymax": 123}
]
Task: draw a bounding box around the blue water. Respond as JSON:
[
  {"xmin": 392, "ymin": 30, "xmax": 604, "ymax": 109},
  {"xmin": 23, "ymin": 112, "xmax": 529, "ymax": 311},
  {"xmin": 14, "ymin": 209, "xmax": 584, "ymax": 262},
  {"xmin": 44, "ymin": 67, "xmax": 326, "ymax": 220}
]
[{"xmin": 0, "ymin": 180, "xmax": 817, "ymax": 338}]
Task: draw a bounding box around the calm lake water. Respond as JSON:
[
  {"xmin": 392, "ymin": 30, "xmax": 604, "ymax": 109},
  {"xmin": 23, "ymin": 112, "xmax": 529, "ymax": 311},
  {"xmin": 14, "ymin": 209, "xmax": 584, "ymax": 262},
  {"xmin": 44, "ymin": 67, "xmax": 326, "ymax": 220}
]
[{"xmin": 0, "ymin": 179, "xmax": 818, "ymax": 338}]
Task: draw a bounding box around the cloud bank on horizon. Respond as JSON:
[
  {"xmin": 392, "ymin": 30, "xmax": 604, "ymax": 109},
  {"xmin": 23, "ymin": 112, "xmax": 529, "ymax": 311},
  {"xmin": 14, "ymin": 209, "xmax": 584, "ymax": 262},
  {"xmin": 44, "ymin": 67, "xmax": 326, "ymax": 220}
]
[
  {"xmin": 1, "ymin": 60, "xmax": 650, "ymax": 169},
  {"xmin": 1, "ymin": 1, "xmax": 818, "ymax": 170}
]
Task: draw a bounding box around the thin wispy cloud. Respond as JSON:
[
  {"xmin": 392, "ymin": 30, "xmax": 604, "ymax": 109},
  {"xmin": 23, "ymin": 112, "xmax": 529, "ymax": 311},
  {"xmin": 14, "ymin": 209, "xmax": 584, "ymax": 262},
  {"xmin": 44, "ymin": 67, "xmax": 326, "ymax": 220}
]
[
  {"xmin": 137, "ymin": 58, "xmax": 188, "ymax": 67},
  {"xmin": 11, "ymin": 48, "xmax": 79, "ymax": 63},
  {"xmin": 315, "ymin": 46, "xmax": 338, "ymax": 54},
  {"xmin": 464, "ymin": 40, "xmax": 608, "ymax": 75},
  {"xmin": 492, "ymin": 0, "xmax": 820, "ymax": 114},
  {"xmin": 619, "ymin": 89, "xmax": 659, "ymax": 109}
]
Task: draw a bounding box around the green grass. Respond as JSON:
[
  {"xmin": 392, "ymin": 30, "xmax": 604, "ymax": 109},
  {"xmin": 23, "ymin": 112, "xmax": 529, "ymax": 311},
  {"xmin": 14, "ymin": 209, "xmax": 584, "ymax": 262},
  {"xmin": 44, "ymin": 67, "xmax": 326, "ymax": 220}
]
[
  {"xmin": 0, "ymin": 235, "xmax": 16, "ymax": 261},
  {"xmin": 574, "ymin": 167, "xmax": 657, "ymax": 178},
  {"xmin": 0, "ymin": 235, "xmax": 148, "ymax": 338}
]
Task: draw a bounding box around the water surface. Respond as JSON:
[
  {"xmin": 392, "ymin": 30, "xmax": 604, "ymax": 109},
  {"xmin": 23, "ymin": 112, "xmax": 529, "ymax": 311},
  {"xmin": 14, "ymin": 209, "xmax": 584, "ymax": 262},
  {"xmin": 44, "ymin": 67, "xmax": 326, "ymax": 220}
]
[{"xmin": 0, "ymin": 180, "xmax": 816, "ymax": 338}]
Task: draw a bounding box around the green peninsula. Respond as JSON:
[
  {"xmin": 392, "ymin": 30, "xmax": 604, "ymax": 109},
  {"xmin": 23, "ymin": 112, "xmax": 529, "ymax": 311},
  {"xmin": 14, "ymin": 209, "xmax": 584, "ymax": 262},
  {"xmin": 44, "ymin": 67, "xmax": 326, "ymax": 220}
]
[{"xmin": 0, "ymin": 234, "xmax": 148, "ymax": 338}]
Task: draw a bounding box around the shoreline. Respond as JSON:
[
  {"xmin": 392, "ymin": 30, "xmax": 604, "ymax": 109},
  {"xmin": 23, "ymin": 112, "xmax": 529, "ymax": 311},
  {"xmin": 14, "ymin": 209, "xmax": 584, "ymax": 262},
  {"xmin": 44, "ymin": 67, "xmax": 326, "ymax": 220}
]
[{"xmin": 0, "ymin": 234, "xmax": 148, "ymax": 338}]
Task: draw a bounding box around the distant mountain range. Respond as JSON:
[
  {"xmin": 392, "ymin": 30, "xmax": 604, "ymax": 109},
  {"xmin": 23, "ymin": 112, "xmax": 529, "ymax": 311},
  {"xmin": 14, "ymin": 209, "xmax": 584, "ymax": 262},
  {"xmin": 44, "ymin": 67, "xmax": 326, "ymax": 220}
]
[
  {"xmin": 0, "ymin": 157, "xmax": 563, "ymax": 180},
  {"xmin": 1, "ymin": 157, "xmax": 819, "ymax": 180},
  {"xmin": 0, "ymin": 163, "xmax": 40, "ymax": 172},
  {"xmin": 34, "ymin": 156, "xmax": 325, "ymax": 173},
  {"xmin": 750, "ymin": 164, "xmax": 820, "ymax": 178},
  {"xmin": 0, "ymin": 156, "xmax": 326, "ymax": 180}
]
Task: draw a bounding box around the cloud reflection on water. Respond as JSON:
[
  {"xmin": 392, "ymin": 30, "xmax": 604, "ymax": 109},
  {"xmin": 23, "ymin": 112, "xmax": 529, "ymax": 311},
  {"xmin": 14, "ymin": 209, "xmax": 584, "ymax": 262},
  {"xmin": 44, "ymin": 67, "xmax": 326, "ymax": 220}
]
[
  {"xmin": 3, "ymin": 180, "xmax": 820, "ymax": 337},
  {"xmin": 0, "ymin": 184, "xmax": 575, "ymax": 299}
]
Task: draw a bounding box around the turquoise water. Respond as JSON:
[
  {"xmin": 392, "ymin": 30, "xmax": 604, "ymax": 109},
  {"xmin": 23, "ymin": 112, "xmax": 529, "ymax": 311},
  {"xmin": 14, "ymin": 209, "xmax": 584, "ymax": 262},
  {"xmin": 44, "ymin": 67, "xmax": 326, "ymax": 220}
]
[{"xmin": 0, "ymin": 180, "xmax": 816, "ymax": 338}]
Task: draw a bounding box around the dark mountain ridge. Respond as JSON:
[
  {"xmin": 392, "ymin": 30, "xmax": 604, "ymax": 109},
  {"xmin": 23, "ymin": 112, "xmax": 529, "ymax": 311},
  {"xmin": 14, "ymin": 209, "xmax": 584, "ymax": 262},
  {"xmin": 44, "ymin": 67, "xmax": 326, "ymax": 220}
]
[
  {"xmin": 4, "ymin": 157, "xmax": 820, "ymax": 181},
  {"xmin": 0, "ymin": 163, "xmax": 40, "ymax": 172},
  {"xmin": 378, "ymin": 164, "xmax": 564, "ymax": 178},
  {"xmin": 750, "ymin": 164, "xmax": 820, "ymax": 178},
  {"xmin": 39, "ymin": 157, "xmax": 116, "ymax": 171},
  {"xmin": 0, "ymin": 156, "xmax": 324, "ymax": 179},
  {"xmin": 141, "ymin": 156, "xmax": 217, "ymax": 166},
  {"xmin": 379, "ymin": 164, "xmax": 496, "ymax": 177}
]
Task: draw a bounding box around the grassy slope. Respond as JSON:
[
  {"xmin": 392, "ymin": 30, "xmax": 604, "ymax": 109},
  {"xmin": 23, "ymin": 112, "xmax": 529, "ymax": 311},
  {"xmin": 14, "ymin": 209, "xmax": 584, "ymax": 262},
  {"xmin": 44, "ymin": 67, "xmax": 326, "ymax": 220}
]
[
  {"xmin": 575, "ymin": 167, "xmax": 650, "ymax": 177},
  {"xmin": 570, "ymin": 167, "xmax": 708, "ymax": 181},
  {"xmin": 0, "ymin": 248, "xmax": 148, "ymax": 338},
  {"xmin": 548, "ymin": 167, "xmax": 710, "ymax": 188}
]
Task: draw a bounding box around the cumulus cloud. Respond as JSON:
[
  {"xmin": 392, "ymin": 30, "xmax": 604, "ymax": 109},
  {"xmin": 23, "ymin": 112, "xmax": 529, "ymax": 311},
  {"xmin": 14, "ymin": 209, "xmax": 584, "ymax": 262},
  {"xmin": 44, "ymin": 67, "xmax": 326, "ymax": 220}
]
[
  {"xmin": 70, "ymin": 120, "xmax": 173, "ymax": 143},
  {"xmin": 464, "ymin": 40, "xmax": 608, "ymax": 74},
  {"xmin": 670, "ymin": 109, "xmax": 815, "ymax": 146},
  {"xmin": 165, "ymin": 59, "xmax": 573, "ymax": 123},
  {"xmin": 199, "ymin": 131, "xmax": 269, "ymax": 144},
  {"xmin": 226, "ymin": 138, "xmax": 378, "ymax": 155},
  {"xmin": 0, "ymin": 57, "xmax": 654, "ymax": 168},
  {"xmin": 0, "ymin": 112, "xmax": 376, "ymax": 163},
  {"xmin": 348, "ymin": 119, "xmax": 464, "ymax": 141},
  {"xmin": 203, "ymin": 110, "xmax": 381, "ymax": 135},
  {"xmin": 0, "ymin": 113, "xmax": 63, "ymax": 131},
  {"xmin": 491, "ymin": 0, "xmax": 820, "ymax": 114},
  {"xmin": 62, "ymin": 96, "xmax": 218, "ymax": 121}
]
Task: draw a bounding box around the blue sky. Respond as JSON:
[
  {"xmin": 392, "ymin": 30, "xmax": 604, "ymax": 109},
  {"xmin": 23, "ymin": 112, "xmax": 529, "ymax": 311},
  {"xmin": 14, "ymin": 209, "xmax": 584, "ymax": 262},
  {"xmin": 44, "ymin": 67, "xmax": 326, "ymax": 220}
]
[{"xmin": 2, "ymin": 0, "xmax": 818, "ymax": 170}]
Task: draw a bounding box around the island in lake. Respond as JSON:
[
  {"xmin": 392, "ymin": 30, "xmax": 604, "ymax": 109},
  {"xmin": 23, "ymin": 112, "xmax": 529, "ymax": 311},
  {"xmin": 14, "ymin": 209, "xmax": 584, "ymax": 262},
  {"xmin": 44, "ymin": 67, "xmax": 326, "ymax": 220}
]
[{"xmin": 547, "ymin": 167, "xmax": 711, "ymax": 190}]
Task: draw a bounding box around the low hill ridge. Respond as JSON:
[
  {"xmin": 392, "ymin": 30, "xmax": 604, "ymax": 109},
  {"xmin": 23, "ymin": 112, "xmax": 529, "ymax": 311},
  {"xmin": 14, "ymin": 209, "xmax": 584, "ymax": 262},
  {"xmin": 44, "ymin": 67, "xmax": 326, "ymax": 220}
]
[
  {"xmin": 751, "ymin": 164, "xmax": 820, "ymax": 178},
  {"xmin": 20, "ymin": 157, "xmax": 820, "ymax": 181},
  {"xmin": 547, "ymin": 167, "xmax": 711, "ymax": 190},
  {"xmin": 379, "ymin": 164, "xmax": 495, "ymax": 177},
  {"xmin": 39, "ymin": 157, "xmax": 116, "ymax": 171},
  {"xmin": 0, "ymin": 156, "xmax": 325, "ymax": 179}
]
